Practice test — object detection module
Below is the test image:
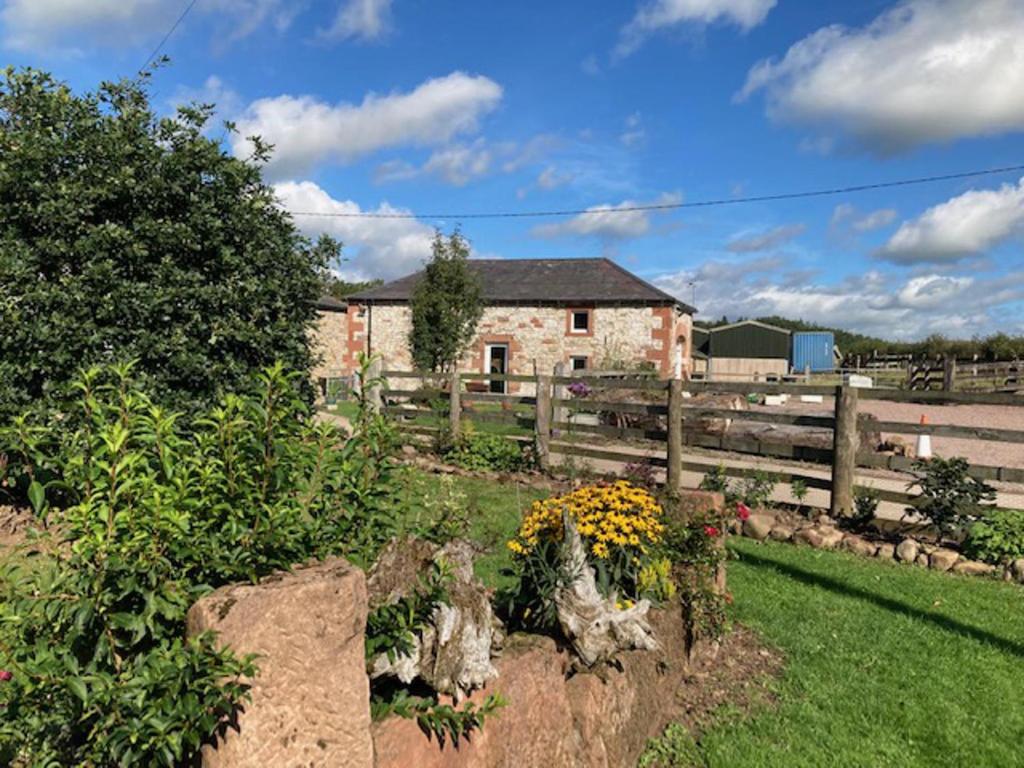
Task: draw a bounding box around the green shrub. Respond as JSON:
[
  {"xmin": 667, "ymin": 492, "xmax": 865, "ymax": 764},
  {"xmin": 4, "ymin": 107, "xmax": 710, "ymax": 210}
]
[
  {"xmin": 639, "ymin": 722, "xmax": 705, "ymax": 767},
  {"xmin": 0, "ymin": 68, "xmax": 328, "ymax": 424},
  {"xmin": 445, "ymin": 430, "xmax": 530, "ymax": 473},
  {"xmin": 0, "ymin": 360, "xmax": 401, "ymax": 766},
  {"xmin": 851, "ymin": 488, "xmax": 880, "ymax": 532},
  {"xmin": 908, "ymin": 457, "xmax": 996, "ymax": 537},
  {"xmin": 964, "ymin": 510, "xmax": 1024, "ymax": 565}
]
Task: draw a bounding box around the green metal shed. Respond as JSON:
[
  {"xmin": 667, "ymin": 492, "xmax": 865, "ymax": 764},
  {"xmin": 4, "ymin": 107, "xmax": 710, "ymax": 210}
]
[{"xmin": 708, "ymin": 320, "xmax": 791, "ymax": 359}]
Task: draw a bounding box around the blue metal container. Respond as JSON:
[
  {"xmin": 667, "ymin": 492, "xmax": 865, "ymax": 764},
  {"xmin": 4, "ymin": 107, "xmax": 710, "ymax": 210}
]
[{"xmin": 792, "ymin": 332, "xmax": 834, "ymax": 373}]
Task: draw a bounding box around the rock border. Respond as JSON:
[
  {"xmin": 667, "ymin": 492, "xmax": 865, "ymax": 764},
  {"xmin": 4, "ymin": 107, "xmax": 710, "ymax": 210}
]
[{"xmin": 735, "ymin": 511, "xmax": 1024, "ymax": 585}]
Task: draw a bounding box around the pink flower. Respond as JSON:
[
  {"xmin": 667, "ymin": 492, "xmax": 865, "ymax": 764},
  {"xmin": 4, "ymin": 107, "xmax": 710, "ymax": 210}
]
[
  {"xmin": 703, "ymin": 525, "xmax": 720, "ymax": 538},
  {"xmin": 0, "ymin": 670, "xmax": 12, "ymax": 682},
  {"xmin": 736, "ymin": 502, "xmax": 751, "ymax": 521}
]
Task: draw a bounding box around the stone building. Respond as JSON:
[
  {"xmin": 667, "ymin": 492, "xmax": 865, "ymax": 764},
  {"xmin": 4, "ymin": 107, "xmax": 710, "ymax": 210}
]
[
  {"xmin": 310, "ymin": 295, "xmax": 349, "ymax": 384},
  {"xmin": 315, "ymin": 258, "xmax": 694, "ymax": 391}
]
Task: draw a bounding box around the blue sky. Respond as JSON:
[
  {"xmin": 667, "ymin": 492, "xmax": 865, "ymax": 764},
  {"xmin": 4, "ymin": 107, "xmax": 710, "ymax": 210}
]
[{"xmin": 3, "ymin": 0, "xmax": 1024, "ymax": 339}]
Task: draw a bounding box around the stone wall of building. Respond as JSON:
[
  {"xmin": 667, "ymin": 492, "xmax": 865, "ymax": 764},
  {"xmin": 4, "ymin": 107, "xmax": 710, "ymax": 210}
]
[
  {"xmin": 311, "ymin": 308, "xmax": 349, "ymax": 382},
  {"xmin": 364, "ymin": 303, "xmax": 693, "ymax": 386}
]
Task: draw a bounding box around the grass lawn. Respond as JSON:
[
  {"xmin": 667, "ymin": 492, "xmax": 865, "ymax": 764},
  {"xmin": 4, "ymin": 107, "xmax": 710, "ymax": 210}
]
[{"xmin": 407, "ymin": 470, "xmax": 1024, "ymax": 767}]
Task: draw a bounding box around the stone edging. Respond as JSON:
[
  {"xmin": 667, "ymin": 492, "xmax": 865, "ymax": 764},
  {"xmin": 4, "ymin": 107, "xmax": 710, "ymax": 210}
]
[{"xmin": 735, "ymin": 512, "xmax": 1024, "ymax": 585}]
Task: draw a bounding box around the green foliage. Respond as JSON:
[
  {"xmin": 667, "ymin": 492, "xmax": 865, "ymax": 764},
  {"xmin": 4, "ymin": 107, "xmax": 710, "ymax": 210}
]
[
  {"xmin": 908, "ymin": 456, "xmax": 996, "ymax": 537},
  {"xmin": 365, "ymin": 560, "xmax": 451, "ymax": 664},
  {"xmin": 322, "ymin": 270, "xmax": 384, "ymax": 300},
  {"xmin": 790, "ymin": 479, "xmax": 808, "ymax": 505},
  {"xmin": 402, "ymin": 474, "xmax": 471, "ymax": 544},
  {"xmin": 699, "ymin": 466, "xmax": 774, "ymax": 509},
  {"xmin": 639, "ymin": 722, "xmax": 706, "ymax": 767},
  {"xmin": 0, "ymin": 67, "xmax": 326, "ymax": 422},
  {"xmin": 850, "ymin": 488, "xmax": 880, "ymax": 532},
  {"xmin": 964, "ymin": 510, "xmax": 1024, "ymax": 565},
  {"xmin": 445, "ymin": 429, "xmax": 531, "ymax": 473},
  {"xmin": 371, "ymin": 689, "xmax": 506, "ymax": 747},
  {"xmin": 408, "ymin": 230, "xmax": 484, "ymax": 372},
  {"xmin": 499, "ymin": 537, "xmax": 582, "ymax": 631},
  {"xmin": 0, "ymin": 361, "xmax": 402, "ymax": 765}
]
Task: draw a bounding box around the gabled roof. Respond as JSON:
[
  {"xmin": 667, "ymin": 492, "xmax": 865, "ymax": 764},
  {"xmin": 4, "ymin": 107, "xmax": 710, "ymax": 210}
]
[
  {"xmin": 348, "ymin": 258, "xmax": 696, "ymax": 313},
  {"xmin": 315, "ymin": 295, "xmax": 348, "ymax": 311},
  {"xmin": 710, "ymin": 319, "xmax": 791, "ymax": 335}
]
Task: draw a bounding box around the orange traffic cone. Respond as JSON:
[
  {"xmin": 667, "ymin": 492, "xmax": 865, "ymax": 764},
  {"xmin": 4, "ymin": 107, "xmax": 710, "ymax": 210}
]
[{"xmin": 916, "ymin": 414, "xmax": 932, "ymax": 459}]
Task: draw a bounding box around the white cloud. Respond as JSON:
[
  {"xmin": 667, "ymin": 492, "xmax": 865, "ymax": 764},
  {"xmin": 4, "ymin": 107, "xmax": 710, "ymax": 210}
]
[
  {"xmin": 655, "ymin": 258, "xmax": 1024, "ymax": 339},
  {"xmin": 829, "ymin": 203, "xmax": 898, "ymax": 238},
  {"xmin": 620, "ymin": 112, "xmax": 646, "ymax": 147},
  {"xmin": 232, "ymin": 72, "xmax": 503, "ymax": 179},
  {"xmin": 877, "ymin": 177, "xmax": 1024, "ymax": 264},
  {"xmin": 537, "ymin": 166, "xmax": 573, "ymax": 190},
  {"xmin": 738, "ymin": 0, "xmax": 1024, "ymax": 153},
  {"xmin": 274, "ymin": 180, "xmax": 434, "ymax": 280},
  {"xmin": 726, "ymin": 223, "xmax": 805, "ymax": 253},
  {"xmin": 419, "ymin": 140, "xmax": 492, "ymax": 186},
  {"xmin": 318, "ymin": 0, "xmax": 392, "ymax": 41},
  {"xmin": 532, "ymin": 192, "xmax": 682, "ymax": 240},
  {"xmin": 617, "ymin": 0, "xmax": 776, "ymax": 57},
  {"xmin": 0, "ymin": 0, "xmax": 294, "ymax": 51}
]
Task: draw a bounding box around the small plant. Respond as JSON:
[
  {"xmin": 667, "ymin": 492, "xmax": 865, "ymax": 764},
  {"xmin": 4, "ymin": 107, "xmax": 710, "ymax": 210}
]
[
  {"xmin": 371, "ymin": 689, "xmax": 506, "ymax": 747},
  {"xmin": 791, "ymin": 478, "xmax": 809, "ymax": 514},
  {"xmin": 908, "ymin": 456, "xmax": 996, "ymax": 537},
  {"xmin": 444, "ymin": 429, "xmax": 531, "ymax": 473},
  {"xmin": 405, "ymin": 474, "xmax": 471, "ymax": 543},
  {"xmin": 739, "ymin": 470, "xmax": 775, "ymax": 509},
  {"xmin": 365, "ymin": 560, "xmax": 451, "ymax": 664},
  {"xmin": 567, "ymin": 381, "xmax": 593, "ymax": 398},
  {"xmin": 639, "ymin": 722, "xmax": 705, "ymax": 767},
  {"xmin": 699, "ymin": 464, "xmax": 732, "ymax": 497},
  {"xmin": 964, "ymin": 510, "xmax": 1024, "ymax": 565},
  {"xmin": 851, "ymin": 488, "xmax": 880, "ymax": 532}
]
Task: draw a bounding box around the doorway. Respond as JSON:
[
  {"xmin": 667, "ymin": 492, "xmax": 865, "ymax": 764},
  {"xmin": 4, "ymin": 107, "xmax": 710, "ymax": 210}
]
[{"xmin": 485, "ymin": 343, "xmax": 509, "ymax": 393}]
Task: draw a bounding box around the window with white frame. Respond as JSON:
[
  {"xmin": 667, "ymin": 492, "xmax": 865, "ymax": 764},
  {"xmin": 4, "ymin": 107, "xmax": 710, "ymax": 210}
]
[
  {"xmin": 570, "ymin": 310, "xmax": 590, "ymax": 333},
  {"xmin": 570, "ymin": 355, "xmax": 588, "ymax": 371}
]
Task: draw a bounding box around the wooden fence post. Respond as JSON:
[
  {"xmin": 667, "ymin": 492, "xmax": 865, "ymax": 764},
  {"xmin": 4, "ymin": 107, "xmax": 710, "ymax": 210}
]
[
  {"xmin": 830, "ymin": 384, "xmax": 858, "ymax": 518},
  {"xmin": 535, "ymin": 374, "xmax": 552, "ymax": 470},
  {"xmin": 449, "ymin": 366, "xmax": 461, "ymax": 440},
  {"xmin": 943, "ymin": 356, "xmax": 957, "ymax": 392},
  {"xmin": 552, "ymin": 362, "xmax": 567, "ymax": 437},
  {"xmin": 365, "ymin": 356, "xmax": 383, "ymax": 414},
  {"xmin": 667, "ymin": 379, "xmax": 683, "ymax": 494}
]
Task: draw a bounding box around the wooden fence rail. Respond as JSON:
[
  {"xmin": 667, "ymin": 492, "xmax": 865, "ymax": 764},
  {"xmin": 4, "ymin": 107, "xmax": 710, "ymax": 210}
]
[{"xmin": 374, "ymin": 368, "xmax": 1024, "ymax": 515}]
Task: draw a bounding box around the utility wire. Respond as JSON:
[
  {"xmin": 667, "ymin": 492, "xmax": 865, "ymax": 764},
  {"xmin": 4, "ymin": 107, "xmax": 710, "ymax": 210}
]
[
  {"xmin": 286, "ymin": 163, "xmax": 1024, "ymax": 220},
  {"xmin": 139, "ymin": 0, "xmax": 202, "ymax": 74}
]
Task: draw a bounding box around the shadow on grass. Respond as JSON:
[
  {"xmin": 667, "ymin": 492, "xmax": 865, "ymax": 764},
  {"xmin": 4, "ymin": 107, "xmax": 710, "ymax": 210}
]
[{"xmin": 735, "ymin": 548, "xmax": 1024, "ymax": 660}]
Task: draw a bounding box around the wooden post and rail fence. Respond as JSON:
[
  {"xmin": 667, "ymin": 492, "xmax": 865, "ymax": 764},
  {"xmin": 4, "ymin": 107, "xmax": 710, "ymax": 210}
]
[{"xmin": 366, "ymin": 366, "xmax": 1024, "ymax": 516}]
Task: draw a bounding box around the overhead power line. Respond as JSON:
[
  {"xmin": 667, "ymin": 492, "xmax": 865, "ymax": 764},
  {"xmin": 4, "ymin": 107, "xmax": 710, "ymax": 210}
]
[
  {"xmin": 139, "ymin": 0, "xmax": 201, "ymax": 74},
  {"xmin": 286, "ymin": 163, "xmax": 1024, "ymax": 220}
]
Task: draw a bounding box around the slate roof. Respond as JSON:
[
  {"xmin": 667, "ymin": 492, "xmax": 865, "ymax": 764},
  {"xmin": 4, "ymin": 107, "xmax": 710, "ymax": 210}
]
[
  {"xmin": 349, "ymin": 258, "xmax": 695, "ymax": 312},
  {"xmin": 315, "ymin": 295, "xmax": 348, "ymax": 311}
]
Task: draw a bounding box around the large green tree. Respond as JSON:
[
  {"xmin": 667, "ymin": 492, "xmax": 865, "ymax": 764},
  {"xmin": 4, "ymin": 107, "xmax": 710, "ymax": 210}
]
[
  {"xmin": 408, "ymin": 230, "xmax": 483, "ymax": 372},
  {"xmin": 0, "ymin": 67, "xmax": 328, "ymax": 419}
]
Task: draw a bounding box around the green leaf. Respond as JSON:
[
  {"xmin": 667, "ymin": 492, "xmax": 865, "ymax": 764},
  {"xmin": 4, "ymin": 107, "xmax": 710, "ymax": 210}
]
[
  {"xmin": 67, "ymin": 677, "xmax": 88, "ymax": 703},
  {"xmin": 27, "ymin": 480, "xmax": 45, "ymax": 514}
]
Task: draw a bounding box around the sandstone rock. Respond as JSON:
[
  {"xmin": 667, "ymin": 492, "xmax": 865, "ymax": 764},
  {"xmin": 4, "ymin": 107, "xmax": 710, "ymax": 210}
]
[
  {"xmin": 929, "ymin": 548, "xmax": 959, "ymax": 572},
  {"xmin": 1011, "ymin": 558, "xmax": 1024, "ymax": 583},
  {"xmin": 953, "ymin": 559, "xmax": 996, "ymax": 577},
  {"xmin": 876, "ymin": 543, "xmax": 896, "ymax": 560},
  {"xmin": 769, "ymin": 525, "xmax": 795, "ymax": 542},
  {"xmin": 373, "ymin": 636, "xmax": 578, "ymax": 768},
  {"xmin": 743, "ymin": 514, "xmax": 774, "ymax": 541},
  {"xmin": 896, "ymin": 538, "xmax": 920, "ymax": 563},
  {"xmin": 795, "ymin": 528, "xmax": 824, "ymax": 548},
  {"xmin": 367, "ymin": 538, "xmax": 501, "ymax": 700},
  {"xmin": 842, "ymin": 535, "xmax": 878, "ymax": 558},
  {"xmin": 372, "ymin": 609, "xmax": 692, "ymax": 768},
  {"xmin": 915, "ymin": 553, "xmax": 930, "ymax": 567},
  {"xmin": 818, "ymin": 527, "xmax": 845, "ymax": 550},
  {"xmin": 816, "ymin": 514, "xmax": 833, "ymax": 526},
  {"xmin": 187, "ymin": 558, "xmax": 373, "ymax": 768}
]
